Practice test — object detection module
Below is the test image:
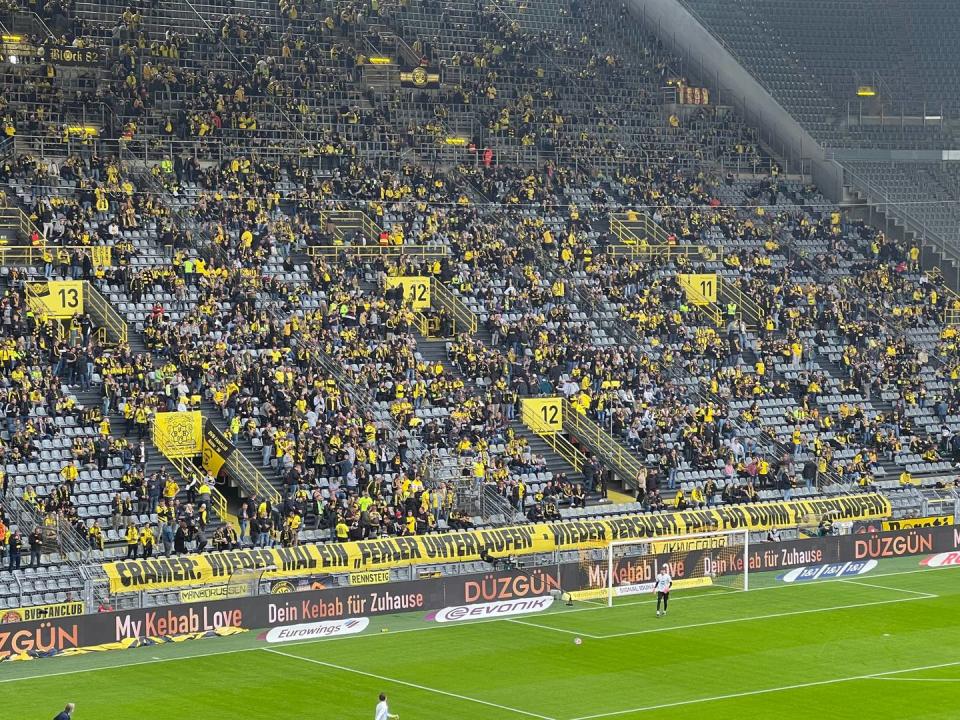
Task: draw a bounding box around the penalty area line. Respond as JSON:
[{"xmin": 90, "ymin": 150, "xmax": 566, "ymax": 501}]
[
  {"xmin": 506, "ymin": 619, "xmax": 602, "ymax": 639},
  {"xmin": 590, "ymin": 595, "xmax": 931, "ymax": 639},
  {"xmin": 867, "ymin": 677, "xmax": 960, "ymax": 683},
  {"xmin": 565, "ymin": 660, "xmax": 960, "ymax": 719},
  {"xmin": 263, "ymin": 648, "xmax": 559, "ymax": 720}
]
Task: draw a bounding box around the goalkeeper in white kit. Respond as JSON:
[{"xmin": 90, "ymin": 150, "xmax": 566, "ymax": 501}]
[{"xmin": 654, "ymin": 568, "xmax": 672, "ymax": 617}]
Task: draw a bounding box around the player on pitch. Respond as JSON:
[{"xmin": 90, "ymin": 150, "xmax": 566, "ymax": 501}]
[{"xmin": 654, "ymin": 567, "xmax": 672, "ymax": 617}]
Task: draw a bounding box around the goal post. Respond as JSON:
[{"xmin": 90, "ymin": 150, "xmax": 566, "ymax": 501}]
[{"xmin": 606, "ymin": 529, "xmax": 750, "ymax": 607}]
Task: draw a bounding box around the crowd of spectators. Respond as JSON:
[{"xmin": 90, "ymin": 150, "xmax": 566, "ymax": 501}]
[{"xmin": 0, "ymin": 0, "xmax": 957, "ymax": 582}]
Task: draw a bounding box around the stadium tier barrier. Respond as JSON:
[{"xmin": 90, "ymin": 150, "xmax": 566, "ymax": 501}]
[
  {"xmin": 2, "ymin": 521, "xmax": 958, "ymax": 661},
  {"xmin": 101, "ymin": 493, "xmax": 891, "ymax": 593}
]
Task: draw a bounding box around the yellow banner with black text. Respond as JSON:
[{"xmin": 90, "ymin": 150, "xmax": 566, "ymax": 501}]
[
  {"xmin": 102, "ymin": 494, "xmax": 891, "ymax": 593},
  {"xmin": 882, "ymin": 516, "xmax": 953, "ymax": 531},
  {"xmin": 201, "ymin": 419, "xmax": 234, "ymax": 477},
  {"xmin": 0, "ymin": 601, "xmax": 84, "ymax": 624},
  {"xmin": 25, "ymin": 280, "xmax": 84, "ymax": 318}
]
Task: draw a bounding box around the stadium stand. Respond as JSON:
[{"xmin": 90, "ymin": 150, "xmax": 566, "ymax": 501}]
[
  {"xmin": 681, "ymin": 0, "xmax": 960, "ymax": 149},
  {"xmin": 0, "ymin": 0, "xmax": 956, "ymax": 613}
]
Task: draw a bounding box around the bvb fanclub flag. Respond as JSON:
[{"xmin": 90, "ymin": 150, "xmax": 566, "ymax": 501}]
[{"xmin": 400, "ymin": 65, "xmax": 440, "ymax": 89}]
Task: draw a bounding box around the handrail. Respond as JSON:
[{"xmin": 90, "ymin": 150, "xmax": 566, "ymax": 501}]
[
  {"xmin": 719, "ymin": 281, "xmax": 764, "ymax": 329},
  {"xmin": 559, "ymin": 398, "xmax": 647, "ymax": 489},
  {"xmin": 315, "ymin": 349, "xmax": 406, "ymax": 460},
  {"xmin": 84, "ymin": 282, "xmax": 128, "ymax": 344},
  {"xmin": 607, "ymin": 242, "xmax": 720, "ymax": 262},
  {"xmin": 431, "ymin": 278, "xmax": 478, "ymax": 335},
  {"xmin": 319, "ymin": 209, "xmax": 385, "ymax": 244},
  {"xmin": 223, "ymin": 446, "xmax": 280, "ymax": 507},
  {"xmin": 943, "ymin": 285, "xmax": 960, "ymax": 326},
  {"xmin": 687, "ymin": 293, "xmax": 725, "ymax": 328},
  {"xmin": 479, "ymin": 483, "xmax": 521, "ymax": 523},
  {"xmin": 151, "ymin": 417, "xmax": 233, "ymax": 525},
  {"xmin": 519, "ymin": 403, "xmax": 587, "ymax": 473},
  {"xmin": 307, "ymin": 244, "xmax": 448, "ymax": 260},
  {"xmin": 0, "ymin": 245, "xmax": 116, "ymax": 265},
  {"xmin": 117, "ymin": 144, "xmax": 228, "ymax": 267},
  {"xmin": 610, "ymin": 212, "xmax": 672, "ymax": 246},
  {"xmin": 5, "ymin": 479, "xmax": 90, "ymax": 564},
  {"xmin": 0, "ymin": 202, "xmax": 43, "ymax": 243}
]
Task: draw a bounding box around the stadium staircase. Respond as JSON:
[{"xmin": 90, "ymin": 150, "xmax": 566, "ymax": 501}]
[{"xmin": 411, "ymin": 330, "xmax": 588, "ymax": 499}]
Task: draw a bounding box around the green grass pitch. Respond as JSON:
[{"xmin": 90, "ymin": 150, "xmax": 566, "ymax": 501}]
[{"xmin": 3, "ymin": 558, "xmax": 959, "ymax": 719}]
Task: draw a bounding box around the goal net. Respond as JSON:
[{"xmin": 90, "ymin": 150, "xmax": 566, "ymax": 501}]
[{"xmin": 604, "ymin": 530, "xmax": 750, "ymax": 607}]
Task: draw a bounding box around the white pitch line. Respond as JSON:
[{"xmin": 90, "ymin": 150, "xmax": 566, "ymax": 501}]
[
  {"xmin": 507, "ymin": 589, "xmax": 740, "ymax": 638},
  {"xmin": 590, "ymin": 595, "xmax": 931, "ymax": 640},
  {"xmin": 264, "ymin": 648, "xmax": 558, "ymax": 720},
  {"xmin": 507, "ymin": 619, "xmax": 602, "ymax": 638},
  {"xmin": 837, "ymin": 579, "xmax": 938, "ymax": 598},
  {"xmin": 0, "ymin": 563, "xmax": 954, "ymax": 686},
  {"xmin": 868, "ymin": 677, "xmax": 960, "ymax": 683},
  {"xmin": 566, "ymin": 660, "xmax": 960, "ymax": 720}
]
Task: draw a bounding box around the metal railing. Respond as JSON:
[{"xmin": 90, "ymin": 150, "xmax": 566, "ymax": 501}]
[
  {"xmin": 479, "ymin": 483, "xmax": 522, "ymax": 524},
  {"xmin": 842, "ymin": 164, "xmax": 960, "ymax": 275},
  {"xmin": 688, "ymin": 294, "xmax": 726, "ymax": 328},
  {"xmin": 0, "ymin": 202, "xmax": 42, "ymax": 243},
  {"xmin": 944, "ymin": 285, "xmax": 960, "ymax": 326},
  {"xmin": 300, "ymin": 324, "xmax": 403, "ymax": 463},
  {"xmin": 559, "ymin": 398, "xmax": 646, "ymax": 490},
  {"xmin": 223, "ymin": 445, "xmax": 280, "ymax": 508},
  {"xmin": 606, "ymin": 242, "xmax": 721, "ymax": 263},
  {"xmin": 307, "ymin": 243, "xmax": 448, "ymax": 260},
  {"xmin": 610, "ymin": 212, "xmax": 672, "ymax": 246},
  {"xmin": 3, "ymin": 487, "xmax": 90, "ymax": 566},
  {"xmin": 0, "ymin": 245, "xmax": 117, "ymax": 266},
  {"xmin": 718, "ymin": 281, "xmax": 765, "ymax": 330},
  {"xmin": 519, "ymin": 402, "xmax": 588, "ymax": 474},
  {"xmin": 429, "ymin": 278, "xmax": 478, "ymax": 335},
  {"xmin": 85, "ymin": 282, "xmax": 129, "ymax": 344},
  {"xmin": 318, "ymin": 209, "xmax": 385, "ymax": 244}
]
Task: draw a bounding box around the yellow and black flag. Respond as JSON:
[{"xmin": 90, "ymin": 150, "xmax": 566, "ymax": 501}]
[{"xmin": 400, "ymin": 66, "xmax": 440, "ymax": 89}]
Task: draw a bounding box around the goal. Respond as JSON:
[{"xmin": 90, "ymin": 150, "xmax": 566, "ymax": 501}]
[{"xmin": 606, "ymin": 529, "xmax": 750, "ymax": 607}]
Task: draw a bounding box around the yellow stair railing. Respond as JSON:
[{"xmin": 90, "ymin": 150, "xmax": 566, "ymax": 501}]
[
  {"xmin": 609, "ymin": 212, "xmax": 722, "ymax": 263},
  {"xmin": 610, "ymin": 212, "xmax": 672, "ymax": 246},
  {"xmin": 718, "ymin": 282, "xmax": 764, "ymax": 330},
  {"xmin": 0, "ymin": 245, "xmax": 116, "ymax": 266},
  {"xmin": 428, "ymin": 279, "xmax": 478, "ymax": 336},
  {"xmin": 943, "ymin": 286, "xmax": 960, "ymax": 326},
  {"xmin": 317, "ymin": 209, "xmax": 384, "ymax": 244},
  {"xmin": 0, "ymin": 245, "xmax": 43, "ymax": 264},
  {"xmin": 519, "ymin": 402, "xmax": 588, "ymax": 473},
  {"xmin": 607, "ymin": 241, "xmax": 721, "ymax": 263},
  {"xmin": 151, "ymin": 418, "xmax": 235, "ymax": 530},
  {"xmin": 559, "ymin": 398, "xmax": 647, "ymax": 489},
  {"xmin": 690, "ymin": 299, "xmax": 725, "ymax": 328},
  {"xmin": 84, "ymin": 281, "xmax": 128, "ymax": 344},
  {"xmin": 520, "ymin": 397, "xmax": 647, "ymax": 489},
  {"xmin": 307, "ymin": 244, "xmax": 448, "ymax": 260},
  {"xmin": 0, "ymin": 201, "xmax": 43, "ymax": 244},
  {"xmin": 225, "ymin": 445, "xmax": 281, "ymax": 507}
]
